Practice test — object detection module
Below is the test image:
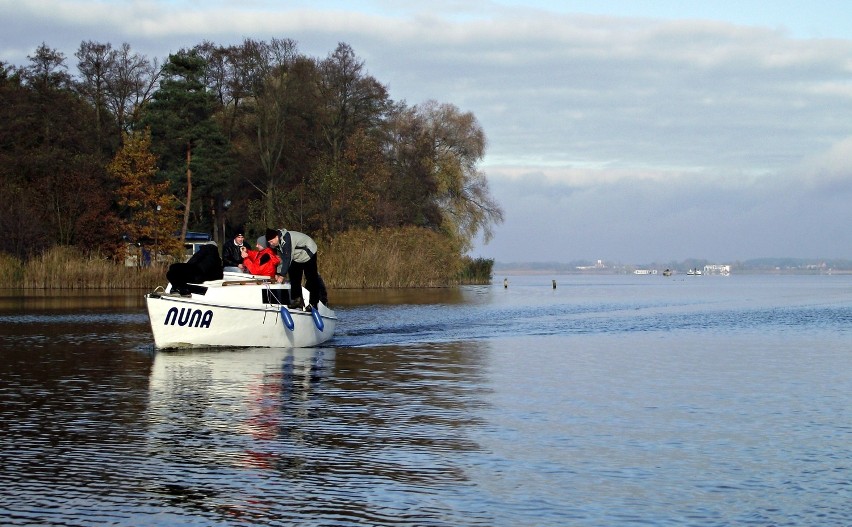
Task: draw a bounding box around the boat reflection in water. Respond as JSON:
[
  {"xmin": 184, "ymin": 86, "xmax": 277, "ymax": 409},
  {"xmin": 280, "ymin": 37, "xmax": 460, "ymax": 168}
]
[
  {"xmin": 142, "ymin": 341, "xmax": 490, "ymax": 524},
  {"xmin": 146, "ymin": 347, "xmax": 335, "ymax": 479}
]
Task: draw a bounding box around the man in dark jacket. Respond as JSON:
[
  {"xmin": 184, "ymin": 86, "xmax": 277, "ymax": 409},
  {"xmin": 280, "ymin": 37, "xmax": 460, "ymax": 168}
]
[
  {"xmin": 222, "ymin": 232, "xmax": 248, "ymax": 273},
  {"xmin": 166, "ymin": 242, "xmax": 223, "ymax": 295}
]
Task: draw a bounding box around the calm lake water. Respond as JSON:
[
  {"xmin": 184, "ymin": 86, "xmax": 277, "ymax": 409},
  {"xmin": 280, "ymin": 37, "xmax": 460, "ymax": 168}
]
[{"xmin": 0, "ymin": 274, "xmax": 850, "ymax": 526}]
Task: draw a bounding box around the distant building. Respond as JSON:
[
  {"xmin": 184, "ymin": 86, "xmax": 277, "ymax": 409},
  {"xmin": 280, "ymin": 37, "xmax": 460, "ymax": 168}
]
[
  {"xmin": 577, "ymin": 259, "xmax": 607, "ymax": 271},
  {"xmin": 703, "ymin": 264, "xmax": 731, "ymax": 276}
]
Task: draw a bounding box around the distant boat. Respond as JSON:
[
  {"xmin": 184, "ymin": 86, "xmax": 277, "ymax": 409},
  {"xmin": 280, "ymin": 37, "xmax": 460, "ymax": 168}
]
[
  {"xmin": 663, "ymin": 269, "xmax": 672, "ymax": 276},
  {"xmin": 633, "ymin": 269, "xmax": 657, "ymax": 275},
  {"xmin": 687, "ymin": 268, "xmax": 703, "ymax": 276}
]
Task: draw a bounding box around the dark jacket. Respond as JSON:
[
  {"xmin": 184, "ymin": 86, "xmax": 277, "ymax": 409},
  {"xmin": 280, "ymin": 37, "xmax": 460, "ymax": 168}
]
[
  {"xmin": 222, "ymin": 239, "xmax": 246, "ymax": 268},
  {"xmin": 166, "ymin": 243, "xmax": 223, "ymax": 293},
  {"xmin": 187, "ymin": 243, "xmax": 224, "ymax": 282}
]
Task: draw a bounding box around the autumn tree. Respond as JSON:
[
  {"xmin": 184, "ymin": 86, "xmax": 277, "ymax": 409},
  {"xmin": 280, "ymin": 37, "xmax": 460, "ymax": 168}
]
[
  {"xmin": 0, "ymin": 61, "xmax": 16, "ymax": 82},
  {"xmin": 383, "ymin": 104, "xmax": 443, "ymax": 229},
  {"xmin": 311, "ymin": 43, "xmax": 391, "ymax": 234},
  {"xmin": 194, "ymin": 38, "xmax": 277, "ymax": 141},
  {"xmin": 109, "ymin": 129, "xmax": 182, "ymax": 258},
  {"xmin": 418, "ymin": 101, "xmax": 503, "ymax": 250},
  {"xmin": 189, "ymin": 39, "xmax": 303, "ymax": 237},
  {"xmin": 22, "ymin": 42, "xmax": 72, "ymax": 91},
  {"xmin": 0, "ymin": 71, "xmax": 41, "ymax": 258},
  {"xmin": 1, "ymin": 38, "xmax": 505, "ymax": 265},
  {"xmin": 208, "ymin": 39, "xmax": 325, "ymax": 234},
  {"xmin": 253, "ymin": 54, "xmax": 323, "ymax": 229}
]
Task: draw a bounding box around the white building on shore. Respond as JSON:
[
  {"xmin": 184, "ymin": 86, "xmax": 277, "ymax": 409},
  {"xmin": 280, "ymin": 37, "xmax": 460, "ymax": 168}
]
[{"xmin": 703, "ymin": 264, "xmax": 731, "ymax": 276}]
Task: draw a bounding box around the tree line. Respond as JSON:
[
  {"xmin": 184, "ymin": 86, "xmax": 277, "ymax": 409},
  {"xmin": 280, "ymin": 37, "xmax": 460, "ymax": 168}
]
[{"xmin": 0, "ymin": 39, "xmax": 503, "ymax": 264}]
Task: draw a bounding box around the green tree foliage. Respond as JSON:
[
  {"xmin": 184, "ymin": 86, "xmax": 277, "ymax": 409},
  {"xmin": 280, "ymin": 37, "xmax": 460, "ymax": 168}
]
[{"xmin": 141, "ymin": 49, "xmax": 233, "ymax": 242}]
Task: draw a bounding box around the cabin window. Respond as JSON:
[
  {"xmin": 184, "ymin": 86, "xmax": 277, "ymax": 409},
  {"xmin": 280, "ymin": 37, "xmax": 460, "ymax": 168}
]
[{"xmin": 262, "ymin": 289, "xmax": 290, "ymax": 305}]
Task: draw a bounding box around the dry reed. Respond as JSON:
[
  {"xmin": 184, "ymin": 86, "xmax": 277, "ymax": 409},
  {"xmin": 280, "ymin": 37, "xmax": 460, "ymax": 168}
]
[
  {"xmin": 320, "ymin": 227, "xmax": 463, "ymax": 288},
  {"xmin": 1, "ymin": 227, "xmax": 488, "ymax": 290},
  {"xmin": 6, "ymin": 246, "xmax": 165, "ymax": 290}
]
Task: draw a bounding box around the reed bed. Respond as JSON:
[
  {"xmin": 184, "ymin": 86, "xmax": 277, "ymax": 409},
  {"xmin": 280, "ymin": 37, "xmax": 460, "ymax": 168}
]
[
  {"xmin": 0, "ymin": 227, "xmax": 493, "ymax": 290},
  {"xmin": 5, "ymin": 246, "xmax": 165, "ymax": 290},
  {"xmin": 320, "ymin": 227, "xmax": 464, "ymax": 288},
  {"xmin": 0, "ymin": 252, "xmax": 25, "ymax": 286},
  {"xmin": 458, "ymin": 256, "xmax": 496, "ymax": 285}
]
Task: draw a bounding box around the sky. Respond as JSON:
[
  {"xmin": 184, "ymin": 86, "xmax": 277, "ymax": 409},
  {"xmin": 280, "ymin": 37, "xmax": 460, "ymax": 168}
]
[{"xmin": 3, "ymin": 0, "xmax": 852, "ymax": 264}]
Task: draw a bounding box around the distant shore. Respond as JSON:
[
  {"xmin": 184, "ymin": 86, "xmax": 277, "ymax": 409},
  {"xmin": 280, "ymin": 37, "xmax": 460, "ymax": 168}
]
[
  {"xmin": 493, "ymin": 257, "xmax": 851, "ymax": 276},
  {"xmin": 495, "ymin": 268, "xmax": 851, "ymax": 276}
]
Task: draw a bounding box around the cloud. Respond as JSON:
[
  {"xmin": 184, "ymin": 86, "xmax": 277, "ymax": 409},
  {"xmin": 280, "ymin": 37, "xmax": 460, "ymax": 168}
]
[
  {"xmin": 475, "ymin": 164, "xmax": 850, "ymax": 263},
  {"xmin": 795, "ymin": 136, "xmax": 852, "ymax": 196}
]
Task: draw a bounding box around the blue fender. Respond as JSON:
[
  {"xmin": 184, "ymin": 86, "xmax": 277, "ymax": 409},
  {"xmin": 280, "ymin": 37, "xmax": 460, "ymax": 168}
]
[
  {"xmin": 280, "ymin": 307, "xmax": 295, "ymax": 330},
  {"xmin": 311, "ymin": 307, "xmax": 324, "ymax": 331}
]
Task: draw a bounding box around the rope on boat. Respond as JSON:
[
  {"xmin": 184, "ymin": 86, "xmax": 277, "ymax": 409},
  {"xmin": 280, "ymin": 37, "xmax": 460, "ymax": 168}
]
[
  {"xmin": 259, "ymin": 280, "xmax": 294, "ymax": 331},
  {"xmin": 147, "ymin": 285, "xmax": 167, "ymax": 298}
]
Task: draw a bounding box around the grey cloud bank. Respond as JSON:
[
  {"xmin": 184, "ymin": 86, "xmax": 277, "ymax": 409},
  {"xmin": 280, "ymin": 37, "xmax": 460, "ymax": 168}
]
[{"xmin": 2, "ymin": 0, "xmax": 851, "ymax": 262}]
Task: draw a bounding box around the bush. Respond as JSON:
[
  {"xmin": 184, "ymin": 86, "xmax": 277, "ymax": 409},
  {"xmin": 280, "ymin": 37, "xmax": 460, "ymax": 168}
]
[{"xmin": 458, "ymin": 256, "xmax": 495, "ymax": 284}]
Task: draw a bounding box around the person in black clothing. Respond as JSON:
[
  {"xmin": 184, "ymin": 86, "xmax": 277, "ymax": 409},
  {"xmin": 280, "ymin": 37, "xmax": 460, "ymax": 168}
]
[
  {"xmin": 166, "ymin": 242, "xmax": 223, "ymax": 295},
  {"xmin": 222, "ymin": 232, "xmax": 249, "ymax": 273}
]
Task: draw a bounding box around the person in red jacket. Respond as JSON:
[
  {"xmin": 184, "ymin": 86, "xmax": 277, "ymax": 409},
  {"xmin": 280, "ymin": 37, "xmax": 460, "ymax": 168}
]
[{"xmin": 239, "ymin": 245, "xmax": 281, "ymax": 279}]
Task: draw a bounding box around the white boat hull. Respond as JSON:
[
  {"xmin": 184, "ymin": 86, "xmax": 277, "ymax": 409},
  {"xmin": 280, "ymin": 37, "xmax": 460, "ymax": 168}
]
[{"xmin": 145, "ymin": 275, "xmax": 336, "ymax": 349}]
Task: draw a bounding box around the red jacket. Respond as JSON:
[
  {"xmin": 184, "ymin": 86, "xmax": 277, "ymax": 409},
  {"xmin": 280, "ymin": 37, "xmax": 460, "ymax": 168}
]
[{"xmin": 242, "ymin": 247, "xmax": 281, "ymax": 278}]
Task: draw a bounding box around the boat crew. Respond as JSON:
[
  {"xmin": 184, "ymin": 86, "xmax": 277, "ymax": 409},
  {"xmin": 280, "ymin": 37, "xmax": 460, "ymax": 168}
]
[{"xmin": 257, "ymin": 228, "xmax": 328, "ymax": 309}]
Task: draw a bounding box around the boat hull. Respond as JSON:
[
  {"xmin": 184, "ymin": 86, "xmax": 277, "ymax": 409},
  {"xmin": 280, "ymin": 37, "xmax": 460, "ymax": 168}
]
[{"xmin": 145, "ymin": 281, "xmax": 336, "ymax": 349}]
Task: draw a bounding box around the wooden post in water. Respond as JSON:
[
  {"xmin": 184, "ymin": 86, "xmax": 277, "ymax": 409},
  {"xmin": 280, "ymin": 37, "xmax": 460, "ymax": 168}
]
[
  {"xmin": 503, "ymin": 278, "xmax": 508, "ymax": 289},
  {"xmin": 552, "ymin": 279, "xmax": 557, "ymax": 289}
]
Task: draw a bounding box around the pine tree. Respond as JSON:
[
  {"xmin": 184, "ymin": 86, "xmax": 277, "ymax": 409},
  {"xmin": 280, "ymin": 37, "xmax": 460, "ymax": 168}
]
[{"xmin": 141, "ymin": 50, "xmax": 232, "ymax": 242}]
